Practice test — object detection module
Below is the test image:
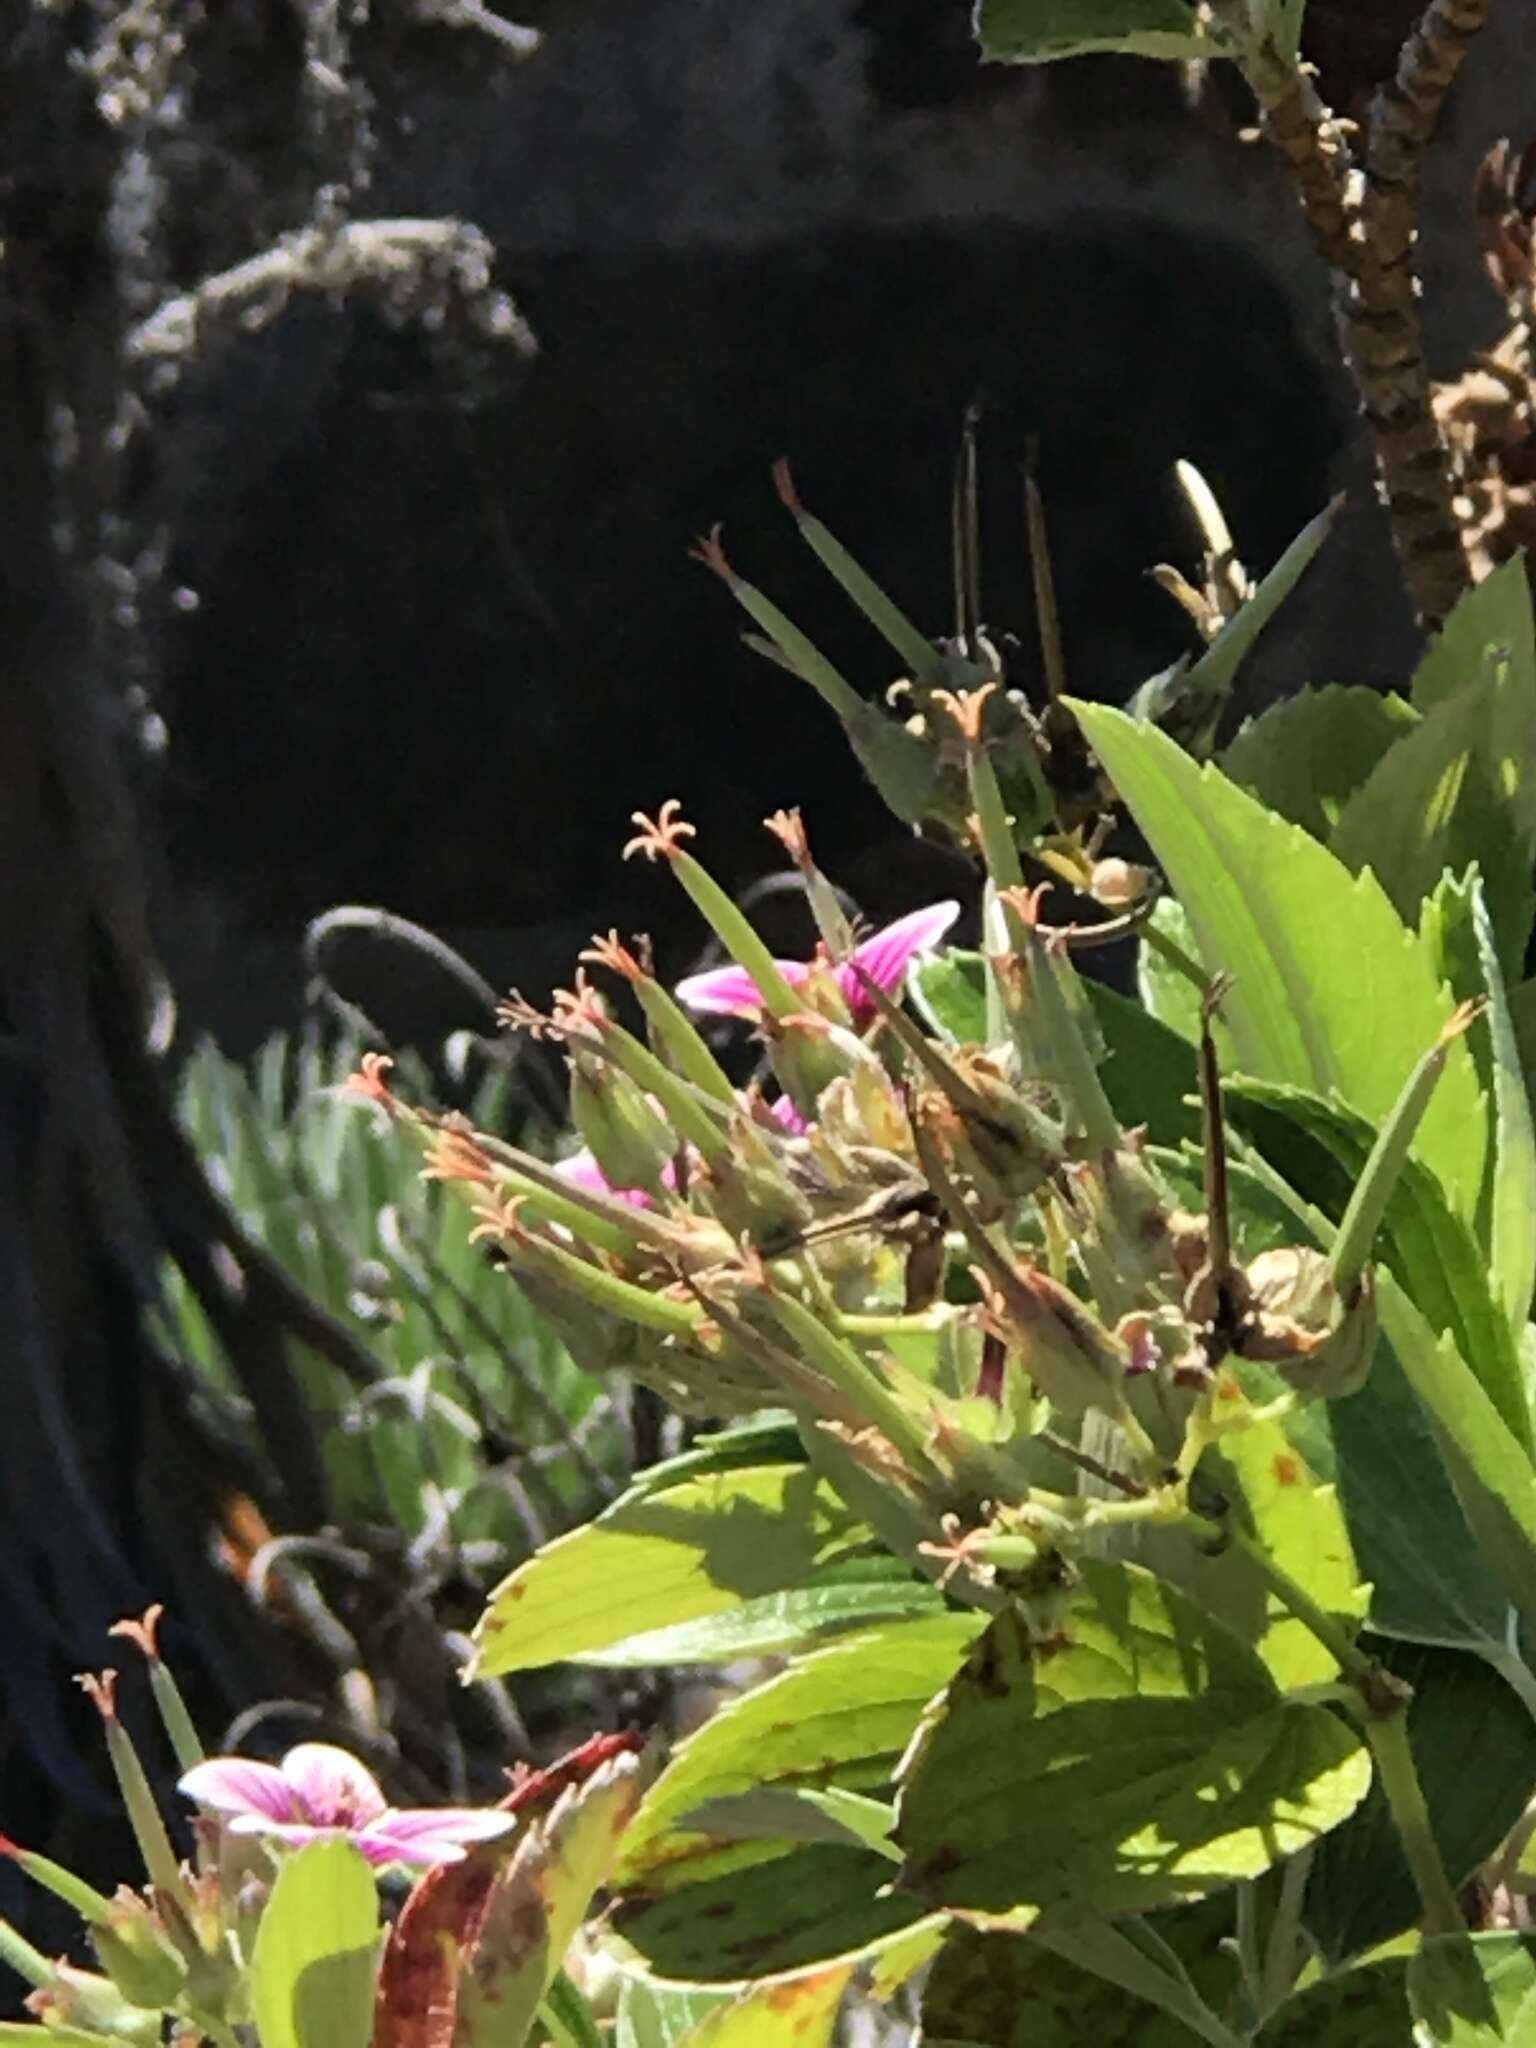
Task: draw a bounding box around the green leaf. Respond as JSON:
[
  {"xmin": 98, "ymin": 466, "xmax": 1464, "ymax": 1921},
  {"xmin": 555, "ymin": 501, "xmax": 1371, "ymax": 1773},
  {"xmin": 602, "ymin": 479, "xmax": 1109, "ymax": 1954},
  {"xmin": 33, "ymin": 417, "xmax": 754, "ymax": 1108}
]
[
  {"xmin": 456, "ymin": 1747, "xmax": 650, "ymax": 2047},
  {"xmin": 1409, "ymin": 1932, "xmax": 1536, "ymax": 2044},
  {"xmin": 975, "ymin": 0, "xmax": 1223, "ymax": 64},
  {"xmin": 670, "ymin": 1960, "xmax": 856, "ymax": 2046},
  {"xmin": 615, "ymin": 1975, "xmax": 730, "ymax": 2048},
  {"xmin": 917, "ymin": 1904, "xmax": 1245, "ymax": 2048},
  {"xmin": 895, "ymin": 1561, "xmax": 1369, "ymax": 1919},
  {"xmin": 469, "ymin": 1465, "xmax": 867, "ymax": 1677},
  {"xmin": 1413, "ymin": 555, "xmax": 1535, "ymax": 733},
  {"xmin": 1330, "ymin": 663, "xmax": 1535, "ymax": 982},
  {"xmin": 909, "ymin": 950, "xmax": 988, "ymax": 1047},
  {"xmin": 1256, "ymin": 1958, "xmax": 1412, "ymax": 2042},
  {"xmin": 249, "ymin": 1840, "xmax": 379, "ymax": 2048},
  {"xmin": 1217, "ymin": 1409, "xmax": 1369, "ymax": 1690},
  {"xmin": 613, "ymin": 1844, "xmax": 923, "ymax": 1982},
  {"xmin": 1470, "ymin": 880, "xmax": 1536, "ymax": 1337},
  {"xmin": 1136, "ymin": 897, "xmax": 1205, "ymax": 1044},
  {"xmin": 1073, "ymin": 700, "xmax": 1488, "ymax": 1225},
  {"xmin": 1084, "ymin": 978, "xmax": 1201, "ymax": 1145},
  {"xmin": 1376, "ymin": 1273, "xmax": 1536, "ymax": 1644},
  {"xmin": 1306, "ymin": 1641, "xmax": 1536, "ymax": 1964},
  {"xmin": 616, "ymin": 1615, "xmax": 983, "ymax": 1888},
  {"xmin": 1222, "ymin": 685, "xmax": 1419, "ymax": 840},
  {"xmin": 678, "ymin": 1788, "xmax": 899, "ymax": 1864},
  {"xmin": 541, "ymin": 1970, "xmax": 605, "ymax": 2048},
  {"xmin": 585, "ymin": 1557, "xmax": 945, "ymax": 1667}
]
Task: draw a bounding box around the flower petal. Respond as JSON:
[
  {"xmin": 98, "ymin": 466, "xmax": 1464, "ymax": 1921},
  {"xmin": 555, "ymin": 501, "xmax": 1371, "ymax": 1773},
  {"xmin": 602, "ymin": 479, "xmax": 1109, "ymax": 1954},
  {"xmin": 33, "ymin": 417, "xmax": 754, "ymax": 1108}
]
[
  {"xmin": 838, "ymin": 902, "xmax": 960, "ymax": 1017},
  {"xmin": 225, "ymin": 1816, "xmax": 335, "ymax": 1850},
  {"xmin": 674, "ymin": 959, "xmax": 810, "ymax": 1018},
  {"xmin": 179, "ymin": 1758, "xmax": 302, "ymax": 1824},
  {"xmin": 356, "ymin": 1808, "xmax": 516, "ymax": 1868},
  {"xmin": 281, "ymin": 1743, "xmax": 387, "ymax": 1828}
]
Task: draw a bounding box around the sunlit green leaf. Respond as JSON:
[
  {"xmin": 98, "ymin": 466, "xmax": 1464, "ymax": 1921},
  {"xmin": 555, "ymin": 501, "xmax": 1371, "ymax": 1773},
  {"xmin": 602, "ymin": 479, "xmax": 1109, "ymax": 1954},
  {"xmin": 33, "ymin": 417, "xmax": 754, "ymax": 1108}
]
[
  {"xmin": 249, "ymin": 1840, "xmax": 378, "ymax": 2048},
  {"xmin": 678, "ymin": 1788, "xmax": 899, "ymax": 1864},
  {"xmin": 616, "ymin": 1615, "xmax": 983, "ymax": 1889},
  {"xmin": 895, "ymin": 1561, "xmax": 1369, "ymax": 1919},
  {"xmin": 585, "ymin": 1555, "xmax": 944, "ymax": 1668},
  {"xmin": 1409, "ymin": 1932, "xmax": 1536, "ymax": 2044},
  {"xmin": 470, "ymin": 1465, "xmax": 868, "ymax": 1677},
  {"xmin": 1073, "ymin": 701, "xmax": 1488, "ymax": 1224},
  {"xmin": 670, "ymin": 1960, "xmax": 855, "ymax": 2046},
  {"xmin": 613, "ymin": 1845, "xmax": 922, "ymax": 1982},
  {"xmin": 1222, "ymin": 685, "xmax": 1418, "ymax": 840}
]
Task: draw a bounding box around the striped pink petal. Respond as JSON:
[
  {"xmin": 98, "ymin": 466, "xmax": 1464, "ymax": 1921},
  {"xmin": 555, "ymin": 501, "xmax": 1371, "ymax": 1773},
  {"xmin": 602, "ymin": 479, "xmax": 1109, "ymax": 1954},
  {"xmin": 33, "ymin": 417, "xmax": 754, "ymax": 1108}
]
[
  {"xmin": 675, "ymin": 904, "xmax": 960, "ymax": 1024},
  {"xmin": 674, "ymin": 959, "xmax": 811, "ymax": 1018},
  {"xmin": 180, "ymin": 1758, "xmax": 301, "ymax": 1824},
  {"xmin": 355, "ymin": 1808, "xmax": 516, "ymax": 1867},
  {"xmin": 837, "ymin": 902, "xmax": 960, "ymax": 1020},
  {"xmin": 281, "ymin": 1743, "xmax": 386, "ymax": 1828}
]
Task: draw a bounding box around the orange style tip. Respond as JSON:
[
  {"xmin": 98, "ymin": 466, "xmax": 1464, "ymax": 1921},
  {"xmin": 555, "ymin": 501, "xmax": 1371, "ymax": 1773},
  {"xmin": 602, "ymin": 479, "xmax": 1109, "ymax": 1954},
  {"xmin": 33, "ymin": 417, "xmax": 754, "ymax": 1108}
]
[
  {"xmin": 1441, "ymin": 996, "xmax": 1488, "ymax": 1046},
  {"xmin": 689, "ymin": 524, "xmax": 734, "ymax": 581},
  {"xmin": 0, "ymin": 1834, "xmax": 23, "ymax": 1859},
  {"xmin": 74, "ymin": 1669, "xmax": 119, "ymax": 1720},
  {"xmin": 107, "ymin": 1603, "xmax": 165, "ymax": 1662},
  {"xmin": 771, "ymin": 457, "xmax": 802, "ymax": 514}
]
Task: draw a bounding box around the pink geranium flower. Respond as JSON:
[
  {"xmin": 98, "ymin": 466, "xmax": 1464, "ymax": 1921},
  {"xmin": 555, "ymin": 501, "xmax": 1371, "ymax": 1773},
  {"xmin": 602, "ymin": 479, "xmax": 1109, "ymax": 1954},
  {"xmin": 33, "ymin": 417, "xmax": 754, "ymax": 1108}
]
[
  {"xmin": 179, "ymin": 1742, "xmax": 513, "ymax": 1868},
  {"xmin": 674, "ymin": 902, "xmax": 960, "ymax": 1024}
]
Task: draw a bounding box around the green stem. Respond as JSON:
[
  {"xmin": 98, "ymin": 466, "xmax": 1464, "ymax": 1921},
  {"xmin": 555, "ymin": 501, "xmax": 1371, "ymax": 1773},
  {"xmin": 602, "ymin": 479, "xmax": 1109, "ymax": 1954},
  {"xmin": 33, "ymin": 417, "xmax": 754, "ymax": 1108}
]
[
  {"xmin": 966, "ymin": 742, "xmax": 1026, "ymax": 890},
  {"xmin": 0, "ymin": 1916, "xmax": 56, "ymax": 1991},
  {"xmin": 1363, "ymin": 1700, "xmax": 1463, "ymax": 1935},
  {"xmin": 1261, "ymin": 1845, "xmax": 1314, "ymax": 2016},
  {"xmin": 670, "ymin": 848, "xmax": 806, "ymax": 1022},
  {"xmin": 1226, "ymin": 1526, "xmax": 1374, "ymax": 1686},
  {"xmin": 1141, "ymin": 918, "xmax": 1207, "ymax": 992}
]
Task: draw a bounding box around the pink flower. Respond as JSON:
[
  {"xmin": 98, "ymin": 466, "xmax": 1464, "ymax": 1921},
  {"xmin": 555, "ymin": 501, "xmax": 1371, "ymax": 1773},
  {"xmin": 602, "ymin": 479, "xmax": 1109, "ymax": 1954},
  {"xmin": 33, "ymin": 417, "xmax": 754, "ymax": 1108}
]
[
  {"xmin": 179, "ymin": 1742, "xmax": 513, "ymax": 1869},
  {"xmin": 674, "ymin": 902, "xmax": 960, "ymax": 1024}
]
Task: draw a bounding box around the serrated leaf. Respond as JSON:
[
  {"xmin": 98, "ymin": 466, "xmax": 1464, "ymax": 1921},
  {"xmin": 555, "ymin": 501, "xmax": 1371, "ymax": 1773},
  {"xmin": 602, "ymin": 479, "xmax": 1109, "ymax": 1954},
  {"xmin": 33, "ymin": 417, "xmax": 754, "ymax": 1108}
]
[
  {"xmin": 975, "ymin": 0, "xmax": 1222, "ymax": 64},
  {"xmin": 1306, "ymin": 1641, "xmax": 1536, "ymax": 1964},
  {"xmin": 455, "ymin": 1750, "xmax": 650, "ymax": 2047},
  {"xmin": 1256, "ymin": 1957, "xmax": 1412, "ymax": 2042},
  {"xmin": 1331, "ymin": 662, "xmax": 1535, "ymax": 981},
  {"xmin": 1409, "ymin": 1932, "xmax": 1536, "ymax": 2044},
  {"xmin": 250, "ymin": 1840, "xmax": 379, "ymax": 2048},
  {"xmin": 616, "ymin": 1615, "xmax": 983, "ymax": 1889},
  {"xmin": 585, "ymin": 1556, "xmax": 944, "ymax": 1668},
  {"xmin": 918, "ymin": 1912, "xmax": 1243, "ymax": 2048},
  {"xmin": 1072, "ymin": 701, "xmax": 1488, "ymax": 1225},
  {"xmin": 895, "ymin": 1561, "xmax": 1369, "ymax": 1919},
  {"xmin": 613, "ymin": 1844, "xmax": 923, "ymax": 1981},
  {"xmin": 678, "ymin": 1788, "xmax": 899, "ymax": 1863},
  {"xmin": 1222, "ymin": 685, "xmax": 1419, "ymax": 840},
  {"xmin": 1469, "ymin": 879, "xmax": 1536, "ymax": 1337},
  {"xmin": 470, "ymin": 1465, "xmax": 867, "ymax": 1677}
]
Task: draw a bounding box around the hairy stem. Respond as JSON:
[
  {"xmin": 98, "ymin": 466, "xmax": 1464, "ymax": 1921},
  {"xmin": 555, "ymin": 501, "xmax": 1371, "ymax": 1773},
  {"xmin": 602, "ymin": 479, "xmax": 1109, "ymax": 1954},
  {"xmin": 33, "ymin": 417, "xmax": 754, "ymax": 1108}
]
[{"xmin": 1235, "ymin": 3, "xmax": 1493, "ymax": 629}]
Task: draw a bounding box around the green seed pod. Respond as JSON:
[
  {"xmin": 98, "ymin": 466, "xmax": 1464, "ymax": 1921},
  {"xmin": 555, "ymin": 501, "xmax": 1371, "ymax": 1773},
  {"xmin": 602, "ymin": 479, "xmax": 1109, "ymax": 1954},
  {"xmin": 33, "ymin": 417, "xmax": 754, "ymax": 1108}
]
[{"xmin": 567, "ymin": 1054, "xmax": 677, "ymax": 1200}]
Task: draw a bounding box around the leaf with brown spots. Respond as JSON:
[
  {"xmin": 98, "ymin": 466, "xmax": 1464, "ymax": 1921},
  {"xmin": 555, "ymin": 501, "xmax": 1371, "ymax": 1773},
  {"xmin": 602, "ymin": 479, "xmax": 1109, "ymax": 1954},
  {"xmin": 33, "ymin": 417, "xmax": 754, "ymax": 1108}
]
[
  {"xmin": 453, "ymin": 1746, "xmax": 653, "ymax": 2047},
  {"xmin": 894, "ymin": 1559, "xmax": 1371, "ymax": 1920},
  {"xmin": 372, "ymin": 1852, "xmax": 502, "ymax": 2048}
]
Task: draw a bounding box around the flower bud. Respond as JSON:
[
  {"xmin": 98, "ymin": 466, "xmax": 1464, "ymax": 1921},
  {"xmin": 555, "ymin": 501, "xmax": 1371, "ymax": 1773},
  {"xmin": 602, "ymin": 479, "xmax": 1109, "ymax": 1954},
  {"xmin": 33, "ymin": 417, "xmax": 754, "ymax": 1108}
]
[
  {"xmin": 93, "ymin": 1896, "xmax": 188, "ymax": 2011},
  {"xmin": 567, "ymin": 1055, "xmax": 677, "ymax": 1201},
  {"xmin": 928, "ymin": 1056, "xmax": 1066, "ymax": 1207}
]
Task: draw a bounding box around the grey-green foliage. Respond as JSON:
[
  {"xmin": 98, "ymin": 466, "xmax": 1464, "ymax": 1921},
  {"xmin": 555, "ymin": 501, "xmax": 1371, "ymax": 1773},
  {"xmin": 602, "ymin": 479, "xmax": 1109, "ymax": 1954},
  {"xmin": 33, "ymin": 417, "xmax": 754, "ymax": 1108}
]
[{"xmin": 162, "ymin": 1032, "xmax": 623, "ymax": 1567}]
